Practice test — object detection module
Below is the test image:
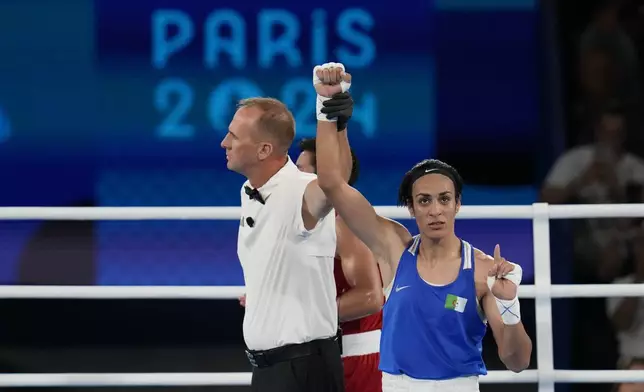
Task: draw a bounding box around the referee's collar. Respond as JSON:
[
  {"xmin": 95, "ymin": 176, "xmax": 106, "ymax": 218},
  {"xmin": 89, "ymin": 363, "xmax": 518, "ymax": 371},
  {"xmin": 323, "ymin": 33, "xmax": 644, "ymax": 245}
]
[{"xmin": 247, "ymin": 157, "xmax": 297, "ymax": 200}]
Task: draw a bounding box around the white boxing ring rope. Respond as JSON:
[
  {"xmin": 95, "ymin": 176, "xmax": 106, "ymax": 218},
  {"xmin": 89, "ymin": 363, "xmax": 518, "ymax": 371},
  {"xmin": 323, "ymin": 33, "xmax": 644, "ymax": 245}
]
[{"xmin": 0, "ymin": 202, "xmax": 643, "ymax": 390}]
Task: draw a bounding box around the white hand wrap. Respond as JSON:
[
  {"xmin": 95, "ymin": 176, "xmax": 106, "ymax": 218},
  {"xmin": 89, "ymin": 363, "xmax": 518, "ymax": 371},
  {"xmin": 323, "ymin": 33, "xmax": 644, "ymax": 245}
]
[
  {"xmin": 487, "ymin": 262, "xmax": 523, "ymax": 325},
  {"xmin": 312, "ymin": 62, "xmax": 351, "ymax": 122}
]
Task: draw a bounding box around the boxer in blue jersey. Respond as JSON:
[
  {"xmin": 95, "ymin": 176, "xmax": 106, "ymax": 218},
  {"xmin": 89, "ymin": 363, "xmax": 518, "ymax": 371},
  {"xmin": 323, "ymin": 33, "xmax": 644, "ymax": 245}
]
[{"xmin": 313, "ymin": 101, "xmax": 532, "ymax": 391}]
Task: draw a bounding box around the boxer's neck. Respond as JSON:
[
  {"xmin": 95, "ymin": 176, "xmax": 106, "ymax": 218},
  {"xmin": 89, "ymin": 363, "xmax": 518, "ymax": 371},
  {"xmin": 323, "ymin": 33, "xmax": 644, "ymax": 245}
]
[{"xmin": 418, "ymin": 234, "xmax": 460, "ymax": 265}]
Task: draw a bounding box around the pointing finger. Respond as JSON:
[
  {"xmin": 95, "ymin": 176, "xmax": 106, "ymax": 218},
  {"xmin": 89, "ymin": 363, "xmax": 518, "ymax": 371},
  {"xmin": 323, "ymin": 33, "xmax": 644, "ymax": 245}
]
[{"xmin": 494, "ymin": 244, "xmax": 501, "ymax": 262}]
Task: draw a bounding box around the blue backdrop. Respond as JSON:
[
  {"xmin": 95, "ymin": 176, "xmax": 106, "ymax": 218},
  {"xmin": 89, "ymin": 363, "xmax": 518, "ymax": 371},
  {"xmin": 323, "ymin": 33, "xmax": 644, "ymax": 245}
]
[{"xmin": 0, "ymin": 0, "xmax": 540, "ymax": 286}]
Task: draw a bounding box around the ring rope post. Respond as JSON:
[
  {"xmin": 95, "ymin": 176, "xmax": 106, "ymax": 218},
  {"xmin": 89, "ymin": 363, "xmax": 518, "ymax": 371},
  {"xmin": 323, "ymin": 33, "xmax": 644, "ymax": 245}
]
[{"xmin": 532, "ymin": 203, "xmax": 555, "ymax": 392}]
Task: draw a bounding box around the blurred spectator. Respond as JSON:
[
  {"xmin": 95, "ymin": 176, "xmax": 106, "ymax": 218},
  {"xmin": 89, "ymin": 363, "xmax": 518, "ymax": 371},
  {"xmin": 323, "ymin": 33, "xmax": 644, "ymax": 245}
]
[
  {"xmin": 620, "ymin": 1, "xmax": 644, "ymax": 66},
  {"xmin": 542, "ymin": 103, "xmax": 644, "ymax": 391},
  {"xmin": 607, "ymin": 225, "xmax": 644, "ymax": 365},
  {"xmin": 579, "ymin": 0, "xmax": 639, "ymax": 98},
  {"xmin": 574, "ymin": 0, "xmax": 642, "ymax": 153},
  {"xmin": 542, "ymin": 103, "xmax": 644, "ymax": 279},
  {"xmin": 578, "ymin": 45, "xmax": 619, "ymax": 113},
  {"xmin": 620, "ymin": 0, "xmax": 644, "ymax": 155}
]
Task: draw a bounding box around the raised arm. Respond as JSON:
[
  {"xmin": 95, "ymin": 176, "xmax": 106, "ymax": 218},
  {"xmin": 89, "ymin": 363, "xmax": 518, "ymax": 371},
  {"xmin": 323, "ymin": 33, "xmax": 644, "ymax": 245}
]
[
  {"xmin": 317, "ymin": 123, "xmax": 407, "ymax": 264},
  {"xmin": 300, "ymin": 138, "xmax": 351, "ymax": 231},
  {"xmin": 299, "ymin": 65, "xmax": 354, "ymax": 231},
  {"xmin": 310, "ymin": 67, "xmax": 404, "ymax": 263},
  {"xmin": 477, "ymin": 247, "xmax": 532, "ymax": 373}
]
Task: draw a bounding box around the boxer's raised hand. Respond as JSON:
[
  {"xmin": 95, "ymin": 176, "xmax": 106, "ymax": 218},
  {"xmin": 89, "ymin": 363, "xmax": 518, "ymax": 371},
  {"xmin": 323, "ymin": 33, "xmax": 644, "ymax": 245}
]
[
  {"xmin": 488, "ymin": 244, "xmax": 519, "ymax": 301},
  {"xmin": 313, "ymin": 62, "xmax": 352, "ymax": 98},
  {"xmin": 487, "ymin": 244, "xmax": 523, "ymax": 325},
  {"xmin": 313, "ymin": 63, "xmax": 353, "ymax": 130}
]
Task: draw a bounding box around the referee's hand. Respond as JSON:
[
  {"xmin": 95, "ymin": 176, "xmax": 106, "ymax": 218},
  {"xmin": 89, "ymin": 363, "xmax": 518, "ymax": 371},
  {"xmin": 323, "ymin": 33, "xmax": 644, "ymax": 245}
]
[{"xmin": 239, "ymin": 294, "xmax": 246, "ymax": 308}]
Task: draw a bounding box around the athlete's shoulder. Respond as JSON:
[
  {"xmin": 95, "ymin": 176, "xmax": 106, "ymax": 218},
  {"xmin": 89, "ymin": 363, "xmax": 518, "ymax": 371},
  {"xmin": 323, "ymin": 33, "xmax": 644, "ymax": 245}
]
[{"xmin": 377, "ymin": 215, "xmax": 412, "ymax": 241}]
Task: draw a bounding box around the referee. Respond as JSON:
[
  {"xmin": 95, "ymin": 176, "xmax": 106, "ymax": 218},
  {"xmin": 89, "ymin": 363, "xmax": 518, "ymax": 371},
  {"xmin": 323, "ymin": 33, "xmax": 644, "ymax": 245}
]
[{"xmin": 220, "ymin": 63, "xmax": 355, "ymax": 392}]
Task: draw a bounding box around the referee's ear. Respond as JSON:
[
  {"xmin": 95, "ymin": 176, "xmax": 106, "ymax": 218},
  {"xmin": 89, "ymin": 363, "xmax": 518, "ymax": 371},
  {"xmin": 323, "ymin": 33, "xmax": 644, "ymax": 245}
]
[{"xmin": 257, "ymin": 142, "xmax": 274, "ymax": 161}]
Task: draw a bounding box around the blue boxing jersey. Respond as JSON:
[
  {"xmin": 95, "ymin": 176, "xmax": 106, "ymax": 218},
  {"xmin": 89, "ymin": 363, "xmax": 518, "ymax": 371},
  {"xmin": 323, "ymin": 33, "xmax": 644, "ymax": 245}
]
[{"xmin": 379, "ymin": 236, "xmax": 488, "ymax": 380}]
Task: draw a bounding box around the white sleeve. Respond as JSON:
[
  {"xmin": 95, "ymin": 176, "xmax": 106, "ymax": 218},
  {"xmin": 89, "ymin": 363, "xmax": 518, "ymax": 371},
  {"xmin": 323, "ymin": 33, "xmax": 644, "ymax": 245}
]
[
  {"xmin": 606, "ymin": 275, "xmax": 634, "ymax": 317},
  {"xmin": 544, "ymin": 149, "xmax": 585, "ymax": 188}
]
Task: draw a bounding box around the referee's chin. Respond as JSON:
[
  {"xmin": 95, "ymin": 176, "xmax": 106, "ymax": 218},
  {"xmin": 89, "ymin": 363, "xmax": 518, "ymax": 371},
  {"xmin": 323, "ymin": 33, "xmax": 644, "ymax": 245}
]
[{"xmin": 226, "ymin": 159, "xmax": 240, "ymax": 173}]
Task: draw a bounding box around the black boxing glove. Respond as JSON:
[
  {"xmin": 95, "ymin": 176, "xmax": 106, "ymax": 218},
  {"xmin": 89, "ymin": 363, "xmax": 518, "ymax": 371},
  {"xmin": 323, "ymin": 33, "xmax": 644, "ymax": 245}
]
[{"xmin": 320, "ymin": 92, "xmax": 353, "ymax": 132}]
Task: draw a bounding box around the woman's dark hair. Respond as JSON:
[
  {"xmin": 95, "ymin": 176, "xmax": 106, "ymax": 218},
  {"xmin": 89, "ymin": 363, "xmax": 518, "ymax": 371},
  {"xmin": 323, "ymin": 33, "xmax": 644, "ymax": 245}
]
[
  {"xmin": 297, "ymin": 137, "xmax": 360, "ymax": 186},
  {"xmin": 397, "ymin": 159, "xmax": 463, "ymax": 208}
]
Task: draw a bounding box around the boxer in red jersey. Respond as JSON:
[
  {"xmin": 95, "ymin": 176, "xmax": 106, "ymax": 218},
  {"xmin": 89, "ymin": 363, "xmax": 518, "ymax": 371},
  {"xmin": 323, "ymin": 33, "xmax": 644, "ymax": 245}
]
[
  {"xmin": 296, "ymin": 138, "xmax": 384, "ymax": 392},
  {"xmin": 240, "ymin": 138, "xmax": 384, "ymax": 391}
]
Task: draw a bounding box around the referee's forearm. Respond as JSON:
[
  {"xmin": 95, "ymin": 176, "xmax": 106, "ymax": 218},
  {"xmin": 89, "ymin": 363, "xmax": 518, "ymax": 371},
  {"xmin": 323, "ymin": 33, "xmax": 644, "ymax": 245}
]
[
  {"xmin": 499, "ymin": 322, "xmax": 532, "ymax": 372},
  {"xmin": 316, "ymin": 121, "xmax": 345, "ymax": 190}
]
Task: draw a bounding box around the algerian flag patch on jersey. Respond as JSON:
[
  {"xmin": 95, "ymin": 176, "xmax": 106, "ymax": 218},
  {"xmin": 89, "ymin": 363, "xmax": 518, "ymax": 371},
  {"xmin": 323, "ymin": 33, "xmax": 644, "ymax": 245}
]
[{"xmin": 445, "ymin": 294, "xmax": 467, "ymax": 313}]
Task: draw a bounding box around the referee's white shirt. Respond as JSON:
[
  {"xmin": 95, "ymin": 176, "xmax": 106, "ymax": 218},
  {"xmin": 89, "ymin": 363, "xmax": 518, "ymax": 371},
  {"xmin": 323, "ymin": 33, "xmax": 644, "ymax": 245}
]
[{"xmin": 238, "ymin": 157, "xmax": 338, "ymax": 351}]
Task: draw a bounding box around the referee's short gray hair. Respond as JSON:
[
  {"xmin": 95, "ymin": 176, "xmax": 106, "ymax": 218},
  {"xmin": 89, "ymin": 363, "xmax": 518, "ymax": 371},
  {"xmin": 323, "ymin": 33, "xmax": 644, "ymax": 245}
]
[{"xmin": 237, "ymin": 97, "xmax": 295, "ymax": 154}]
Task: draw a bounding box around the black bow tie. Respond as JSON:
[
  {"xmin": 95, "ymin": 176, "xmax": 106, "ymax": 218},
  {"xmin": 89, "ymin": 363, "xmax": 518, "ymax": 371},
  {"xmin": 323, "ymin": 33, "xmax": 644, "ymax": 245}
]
[{"xmin": 244, "ymin": 185, "xmax": 265, "ymax": 205}]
